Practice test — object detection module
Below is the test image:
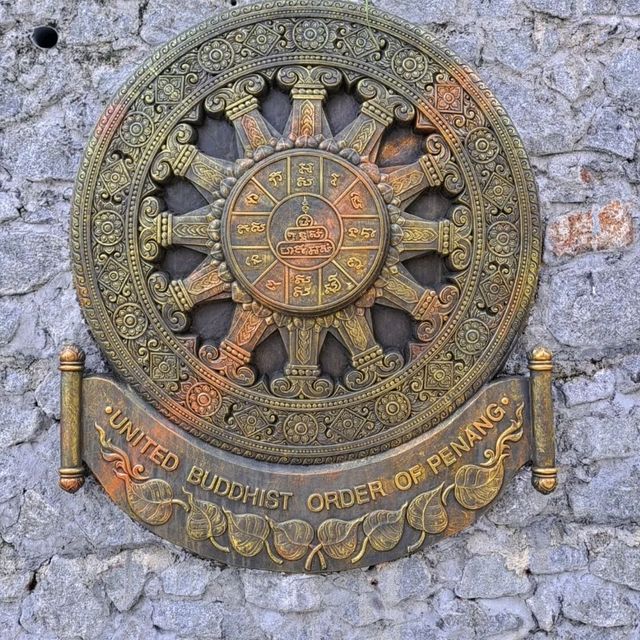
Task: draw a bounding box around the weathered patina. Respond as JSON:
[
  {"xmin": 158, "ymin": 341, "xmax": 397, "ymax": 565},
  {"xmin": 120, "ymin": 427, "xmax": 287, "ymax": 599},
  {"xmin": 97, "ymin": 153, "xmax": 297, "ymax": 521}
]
[{"xmin": 61, "ymin": 0, "xmax": 556, "ymax": 572}]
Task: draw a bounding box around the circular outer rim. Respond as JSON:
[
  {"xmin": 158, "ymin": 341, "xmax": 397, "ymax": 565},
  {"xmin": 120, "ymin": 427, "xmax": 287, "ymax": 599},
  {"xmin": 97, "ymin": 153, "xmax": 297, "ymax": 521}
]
[{"xmin": 71, "ymin": 0, "xmax": 541, "ymax": 464}]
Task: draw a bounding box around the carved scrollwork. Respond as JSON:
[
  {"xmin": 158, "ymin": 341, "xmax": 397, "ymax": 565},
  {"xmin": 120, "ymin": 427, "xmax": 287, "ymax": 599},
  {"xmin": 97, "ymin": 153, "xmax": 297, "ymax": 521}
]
[
  {"xmin": 416, "ymin": 285, "xmax": 460, "ymax": 343},
  {"xmin": 150, "ymin": 123, "xmax": 198, "ymax": 183},
  {"xmin": 271, "ymin": 371, "xmax": 334, "ymax": 399},
  {"xmin": 356, "ymin": 78, "xmax": 415, "ymax": 124},
  {"xmin": 204, "ymin": 74, "xmax": 267, "ymax": 117},
  {"xmin": 447, "ymin": 204, "xmax": 473, "ymax": 271},
  {"xmin": 138, "ymin": 196, "xmax": 166, "ymax": 262},
  {"xmin": 199, "ymin": 341, "xmax": 256, "ymax": 386},
  {"xmin": 345, "ymin": 346, "xmax": 404, "ymax": 391},
  {"xmin": 422, "ymin": 134, "xmax": 465, "ymax": 197},
  {"xmin": 147, "ymin": 271, "xmax": 190, "ymax": 333},
  {"xmin": 276, "ymin": 65, "xmax": 342, "ymax": 92}
]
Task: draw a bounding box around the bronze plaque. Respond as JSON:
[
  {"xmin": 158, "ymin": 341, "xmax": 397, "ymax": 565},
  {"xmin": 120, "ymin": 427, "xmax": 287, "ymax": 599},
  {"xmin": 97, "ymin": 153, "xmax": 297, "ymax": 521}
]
[{"xmin": 61, "ymin": 0, "xmax": 556, "ymax": 572}]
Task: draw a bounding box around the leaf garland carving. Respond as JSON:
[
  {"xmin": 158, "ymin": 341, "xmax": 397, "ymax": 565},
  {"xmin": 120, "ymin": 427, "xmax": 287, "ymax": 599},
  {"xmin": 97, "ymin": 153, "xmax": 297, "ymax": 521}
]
[
  {"xmin": 95, "ymin": 403, "xmax": 525, "ymax": 569},
  {"xmin": 305, "ymin": 516, "xmax": 364, "ymax": 571},
  {"xmin": 453, "ymin": 459, "xmax": 506, "ymax": 510},
  {"xmin": 126, "ymin": 478, "xmax": 175, "ymax": 526},
  {"xmin": 453, "ymin": 403, "xmax": 524, "ymax": 510},
  {"xmin": 183, "ymin": 488, "xmax": 229, "ymax": 552},
  {"xmin": 352, "ymin": 504, "xmax": 407, "ymax": 563},
  {"xmin": 96, "ymin": 424, "xmax": 181, "ymax": 526},
  {"xmin": 318, "ymin": 516, "xmax": 363, "ymax": 559},
  {"xmin": 267, "ymin": 517, "xmax": 314, "ymax": 561},
  {"xmin": 224, "ymin": 509, "xmax": 282, "ymax": 564},
  {"xmin": 406, "ymin": 483, "xmax": 448, "ymax": 552}
]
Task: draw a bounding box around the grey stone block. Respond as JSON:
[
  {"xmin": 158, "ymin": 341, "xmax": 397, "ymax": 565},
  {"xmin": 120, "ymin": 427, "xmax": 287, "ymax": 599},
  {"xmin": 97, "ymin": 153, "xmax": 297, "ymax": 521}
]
[
  {"xmin": 561, "ymin": 573, "xmax": 638, "ymax": 627},
  {"xmin": 454, "ymin": 555, "xmax": 531, "ymax": 599}
]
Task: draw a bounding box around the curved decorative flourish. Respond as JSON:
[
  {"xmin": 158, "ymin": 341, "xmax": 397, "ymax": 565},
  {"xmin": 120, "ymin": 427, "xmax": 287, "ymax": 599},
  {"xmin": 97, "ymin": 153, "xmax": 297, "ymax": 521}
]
[
  {"xmin": 72, "ymin": 0, "xmax": 541, "ymax": 464},
  {"xmin": 344, "ymin": 348, "xmax": 404, "ymax": 391},
  {"xmin": 147, "ymin": 271, "xmax": 190, "ymax": 333},
  {"xmin": 271, "ymin": 373, "xmax": 334, "ymax": 399},
  {"xmin": 452, "ymin": 403, "xmax": 524, "ymax": 510},
  {"xmin": 415, "ymin": 285, "xmax": 460, "ymax": 343},
  {"xmin": 406, "ymin": 483, "xmax": 448, "ymax": 553},
  {"xmin": 95, "ymin": 425, "xmax": 187, "ymax": 526}
]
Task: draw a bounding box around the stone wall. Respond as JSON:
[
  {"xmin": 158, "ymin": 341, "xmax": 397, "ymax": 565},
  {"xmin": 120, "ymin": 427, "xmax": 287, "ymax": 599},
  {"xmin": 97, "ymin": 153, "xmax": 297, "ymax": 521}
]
[{"xmin": 1, "ymin": 0, "xmax": 639, "ymax": 637}]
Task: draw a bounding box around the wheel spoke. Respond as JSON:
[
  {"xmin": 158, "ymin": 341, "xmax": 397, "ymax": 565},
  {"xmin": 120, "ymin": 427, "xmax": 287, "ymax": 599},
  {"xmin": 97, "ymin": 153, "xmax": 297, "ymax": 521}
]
[
  {"xmin": 142, "ymin": 204, "xmax": 214, "ymax": 254},
  {"xmin": 330, "ymin": 307, "xmax": 404, "ymax": 390},
  {"xmin": 146, "ymin": 259, "xmax": 232, "ymax": 335},
  {"xmin": 224, "ymin": 305, "xmax": 275, "ymax": 352},
  {"xmin": 283, "ymin": 321, "xmax": 324, "ymax": 369},
  {"xmin": 170, "ymin": 257, "xmax": 232, "ymax": 311},
  {"xmin": 395, "ymin": 212, "xmax": 446, "ymax": 260},
  {"xmin": 271, "ymin": 320, "xmax": 333, "ymax": 398},
  {"xmin": 375, "ymin": 264, "xmax": 460, "ymax": 343},
  {"xmin": 277, "ymin": 66, "xmax": 341, "ymax": 140},
  {"xmin": 202, "ymin": 305, "xmax": 275, "ymax": 385},
  {"xmin": 395, "ymin": 208, "xmax": 473, "ymax": 270},
  {"xmin": 334, "ymin": 79, "xmax": 414, "ymax": 161},
  {"xmin": 205, "ymin": 74, "xmax": 280, "ymax": 155},
  {"xmin": 332, "ymin": 307, "xmax": 377, "ymax": 355},
  {"xmin": 151, "ymin": 123, "xmax": 234, "ymax": 201},
  {"xmin": 382, "ymin": 133, "xmax": 464, "ymax": 207},
  {"xmin": 375, "ymin": 263, "xmax": 437, "ymax": 319}
]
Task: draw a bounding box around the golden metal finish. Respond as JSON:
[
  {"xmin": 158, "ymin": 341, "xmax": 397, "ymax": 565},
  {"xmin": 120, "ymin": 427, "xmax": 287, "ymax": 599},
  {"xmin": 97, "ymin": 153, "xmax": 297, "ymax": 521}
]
[
  {"xmin": 529, "ymin": 347, "xmax": 557, "ymax": 494},
  {"xmin": 74, "ymin": 373, "xmax": 539, "ymax": 572},
  {"xmin": 59, "ymin": 345, "xmax": 86, "ymax": 493},
  {"xmin": 60, "ymin": 0, "xmax": 556, "ymax": 571},
  {"xmin": 71, "ymin": 0, "xmax": 541, "ymax": 463}
]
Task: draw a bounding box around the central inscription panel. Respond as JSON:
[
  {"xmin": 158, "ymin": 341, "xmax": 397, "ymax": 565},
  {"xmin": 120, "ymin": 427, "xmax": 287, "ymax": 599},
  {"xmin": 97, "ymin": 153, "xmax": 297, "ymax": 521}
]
[{"xmin": 223, "ymin": 150, "xmax": 388, "ymax": 315}]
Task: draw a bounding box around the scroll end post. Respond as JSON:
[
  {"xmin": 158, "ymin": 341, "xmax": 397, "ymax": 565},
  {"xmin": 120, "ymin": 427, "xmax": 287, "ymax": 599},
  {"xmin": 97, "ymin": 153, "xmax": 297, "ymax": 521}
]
[
  {"xmin": 59, "ymin": 345, "xmax": 86, "ymax": 493},
  {"xmin": 528, "ymin": 346, "xmax": 557, "ymax": 494}
]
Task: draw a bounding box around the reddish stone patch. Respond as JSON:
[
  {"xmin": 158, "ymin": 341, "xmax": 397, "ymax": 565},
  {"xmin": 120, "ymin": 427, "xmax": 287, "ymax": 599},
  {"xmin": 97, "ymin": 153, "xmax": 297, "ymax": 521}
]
[
  {"xmin": 547, "ymin": 201, "xmax": 634, "ymax": 257},
  {"xmin": 596, "ymin": 201, "xmax": 635, "ymax": 251},
  {"xmin": 580, "ymin": 167, "xmax": 593, "ymax": 184}
]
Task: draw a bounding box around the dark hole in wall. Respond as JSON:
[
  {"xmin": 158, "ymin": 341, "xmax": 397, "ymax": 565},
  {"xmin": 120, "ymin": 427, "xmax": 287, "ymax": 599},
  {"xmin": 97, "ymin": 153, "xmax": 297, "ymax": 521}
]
[{"xmin": 32, "ymin": 25, "xmax": 58, "ymax": 49}]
